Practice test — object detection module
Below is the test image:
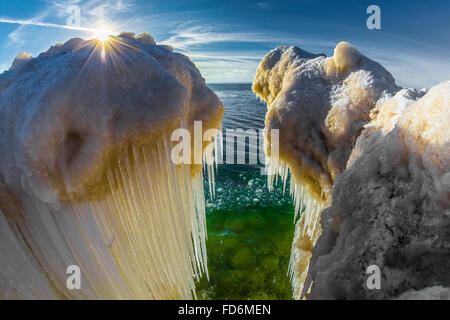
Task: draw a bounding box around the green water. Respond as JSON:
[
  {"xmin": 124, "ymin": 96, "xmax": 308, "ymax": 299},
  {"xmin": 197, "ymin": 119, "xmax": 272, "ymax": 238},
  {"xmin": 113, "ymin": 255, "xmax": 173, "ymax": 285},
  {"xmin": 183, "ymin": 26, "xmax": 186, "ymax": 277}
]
[
  {"xmin": 197, "ymin": 167, "xmax": 295, "ymax": 300},
  {"xmin": 196, "ymin": 84, "xmax": 296, "ymax": 299}
]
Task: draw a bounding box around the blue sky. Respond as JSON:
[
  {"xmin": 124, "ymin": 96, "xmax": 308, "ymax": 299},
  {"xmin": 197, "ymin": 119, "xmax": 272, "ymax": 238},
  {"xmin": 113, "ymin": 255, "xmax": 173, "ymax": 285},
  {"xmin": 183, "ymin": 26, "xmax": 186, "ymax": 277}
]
[{"xmin": 0, "ymin": 0, "xmax": 449, "ymax": 87}]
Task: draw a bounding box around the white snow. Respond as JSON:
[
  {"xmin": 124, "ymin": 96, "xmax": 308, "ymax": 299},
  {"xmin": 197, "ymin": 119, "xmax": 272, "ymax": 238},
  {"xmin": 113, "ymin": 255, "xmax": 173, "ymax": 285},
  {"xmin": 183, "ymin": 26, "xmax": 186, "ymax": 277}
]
[
  {"xmin": 349, "ymin": 80, "xmax": 450, "ymax": 195},
  {"xmin": 11, "ymin": 52, "xmax": 32, "ymax": 70},
  {"xmin": 323, "ymin": 41, "xmax": 362, "ymax": 77},
  {"xmin": 0, "ymin": 32, "xmax": 224, "ymax": 299},
  {"xmin": 347, "ymin": 87, "xmax": 427, "ymax": 167}
]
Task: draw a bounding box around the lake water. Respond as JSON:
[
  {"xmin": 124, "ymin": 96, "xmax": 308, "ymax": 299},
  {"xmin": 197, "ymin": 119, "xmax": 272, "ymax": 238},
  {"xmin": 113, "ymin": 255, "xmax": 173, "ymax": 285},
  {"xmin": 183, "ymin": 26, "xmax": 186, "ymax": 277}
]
[{"xmin": 196, "ymin": 83, "xmax": 295, "ymax": 300}]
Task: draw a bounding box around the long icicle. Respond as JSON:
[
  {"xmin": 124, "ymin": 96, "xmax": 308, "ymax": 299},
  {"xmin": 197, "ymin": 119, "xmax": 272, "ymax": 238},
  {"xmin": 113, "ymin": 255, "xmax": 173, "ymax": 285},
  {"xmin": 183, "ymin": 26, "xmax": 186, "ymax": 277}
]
[{"xmin": 0, "ymin": 133, "xmax": 218, "ymax": 299}]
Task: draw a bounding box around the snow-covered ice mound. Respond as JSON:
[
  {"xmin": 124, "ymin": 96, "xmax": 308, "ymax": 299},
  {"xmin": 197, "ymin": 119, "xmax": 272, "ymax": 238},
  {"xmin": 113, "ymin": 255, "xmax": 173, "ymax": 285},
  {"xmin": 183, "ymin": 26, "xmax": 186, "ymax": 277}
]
[
  {"xmin": 307, "ymin": 81, "xmax": 450, "ymax": 299},
  {"xmin": 253, "ymin": 42, "xmax": 400, "ymax": 297},
  {"xmin": 0, "ymin": 32, "xmax": 224, "ymax": 299}
]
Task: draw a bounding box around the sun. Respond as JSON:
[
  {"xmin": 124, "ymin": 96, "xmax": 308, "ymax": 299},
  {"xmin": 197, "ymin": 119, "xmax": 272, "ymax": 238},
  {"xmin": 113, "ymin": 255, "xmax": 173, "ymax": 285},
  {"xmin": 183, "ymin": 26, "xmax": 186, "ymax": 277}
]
[{"xmin": 92, "ymin": 25, "xmax": 114, "ymax": 41}]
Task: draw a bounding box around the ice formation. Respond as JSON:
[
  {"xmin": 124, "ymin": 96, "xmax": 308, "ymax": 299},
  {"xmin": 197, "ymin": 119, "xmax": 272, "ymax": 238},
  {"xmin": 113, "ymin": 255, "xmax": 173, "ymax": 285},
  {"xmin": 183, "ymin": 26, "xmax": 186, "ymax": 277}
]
[
  {"xmin": 253, "ymin": 42, "xmax": 400, "ymax": 298},
  {"xmin": 0, "ymin": 32, "xmax": 224, "ymax": 299},
  {"xmin": 307, "ymin": 81, "xmax": 449, "ymax": 299},
  {"xmin": 347, "ymin": 87, "xmax": 427, "ymax": 167}
]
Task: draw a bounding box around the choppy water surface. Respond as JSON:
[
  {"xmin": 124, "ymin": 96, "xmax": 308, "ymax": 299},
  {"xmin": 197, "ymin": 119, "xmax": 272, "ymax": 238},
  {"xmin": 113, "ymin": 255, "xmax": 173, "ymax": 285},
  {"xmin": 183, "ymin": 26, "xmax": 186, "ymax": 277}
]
[{"xmin": 197, "ymin": 84, "xmax": 295, "ymax": 300}]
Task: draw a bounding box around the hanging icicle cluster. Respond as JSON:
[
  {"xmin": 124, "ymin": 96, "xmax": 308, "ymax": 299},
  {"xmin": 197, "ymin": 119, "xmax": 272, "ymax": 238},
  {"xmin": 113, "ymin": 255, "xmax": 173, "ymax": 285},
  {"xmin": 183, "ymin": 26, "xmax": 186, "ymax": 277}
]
[
  {"xmin": 267, "ymin": 159, "xmax": 324, "ymax": 241},
  {"xmin": 0, "ymin": 136, "xmax": 221, "ymax": 299},
  {"xmin": 265, "ymin": 156, "xmax": 325, "ymax": 298}
]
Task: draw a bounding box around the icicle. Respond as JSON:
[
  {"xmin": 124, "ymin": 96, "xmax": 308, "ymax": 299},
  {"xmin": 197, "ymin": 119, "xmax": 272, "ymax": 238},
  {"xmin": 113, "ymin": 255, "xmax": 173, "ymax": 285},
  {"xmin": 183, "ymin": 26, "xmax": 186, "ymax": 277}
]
[
  {"xmin": 0, "ymin": 208, "xmax": 57, "ymax": 299},
  {"xmin": 0, "ymin": 133, "xmax": 219, "ymax": 299},
  {"xmin": 265, "ymin": 155, "xmax": 326, "ymax": 298}
]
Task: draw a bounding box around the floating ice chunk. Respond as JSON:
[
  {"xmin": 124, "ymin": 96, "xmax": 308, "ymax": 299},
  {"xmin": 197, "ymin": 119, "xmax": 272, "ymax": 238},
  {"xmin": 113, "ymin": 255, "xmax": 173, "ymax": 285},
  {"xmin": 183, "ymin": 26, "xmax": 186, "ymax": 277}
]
[{"xmin": 0, "ymin": 32, "xmax": 224, "ymax": 299}]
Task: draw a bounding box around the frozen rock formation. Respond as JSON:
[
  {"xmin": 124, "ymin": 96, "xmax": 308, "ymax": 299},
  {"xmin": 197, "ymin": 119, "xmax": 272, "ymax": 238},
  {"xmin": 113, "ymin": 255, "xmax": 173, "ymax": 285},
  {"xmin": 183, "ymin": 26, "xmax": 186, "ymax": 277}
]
[
  {"xmin": 0, "ymin": 32, "xmax": 224, "ymax": 299},
  {"xmin": 253, "ymin": 42, "xmax": 400, "ymax": 298},
  {"xmin": 307, "ymin": 81, "xmax": 449, "ymax": 299}
]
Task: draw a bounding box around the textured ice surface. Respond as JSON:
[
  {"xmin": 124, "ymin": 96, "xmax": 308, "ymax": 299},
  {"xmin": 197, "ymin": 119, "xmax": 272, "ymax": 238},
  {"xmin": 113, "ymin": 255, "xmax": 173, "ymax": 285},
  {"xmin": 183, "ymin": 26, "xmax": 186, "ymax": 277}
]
[
  {"xmin": 0, "ymin": 32, "xmax": 224, "ymax": 299},
  {"xmin": 253, "ymin": 42, "xmax": 399, "ymax": 202},
  {"xmin": 253, "ymin": 42, "xmax": 400, "ymax": 298},
  {"xmin": 347, "ymin": 87, "xmax": 427, "ymax": 167},
  {"xmin": 307, "ymin": 81, "xmax": 449, "ymax": 299}
]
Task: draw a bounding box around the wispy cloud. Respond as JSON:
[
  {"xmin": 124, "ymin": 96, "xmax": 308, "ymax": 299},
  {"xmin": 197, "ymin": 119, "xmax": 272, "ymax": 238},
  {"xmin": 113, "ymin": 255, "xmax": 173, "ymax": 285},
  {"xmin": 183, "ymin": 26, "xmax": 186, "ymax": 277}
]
[
  {"xmin": 1, "ymin": 1, "xmax": 447, "ymax": 86},
  {"xmin": 185, "ymin": 50, "xmax": 264, "ymax": 83},
  {"xmin": 0, "ymin": 63, "xmax": 8, "ymax": 74},
  {"xmin": 0, "ymin": 18, "xmax": 97, "ymax": 33},
  {"xmin": 162, "ymin": 20, "xmax": 450, "ymax": 87},
  {"xmin": 161, "ymin": 24, "xmax": 334, "ymax": 51},
  {"xmin": 161, "ymin": 26, "xmax": 270, "ymax": 50},
  {"xmin": 360, "ymin": 46, "xmax": 450, "ymax": 89},
  {"xmin": 3, "ymin": 9, "xmax": 53, "ymax": 46},
  {"xmin": 256, "ymin": 1, "xmax": 272, "ymax": 10},
  {"xmin": 51, "ymin": 0, "xmax": 134, "ymax": 25},
  {"xmin": 1, "ymin": 0, "xmax": 134, "ymax": 46},
  {"xmin": 159, "ymin": 22, "xmax": 334, "ymax": 83}
]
